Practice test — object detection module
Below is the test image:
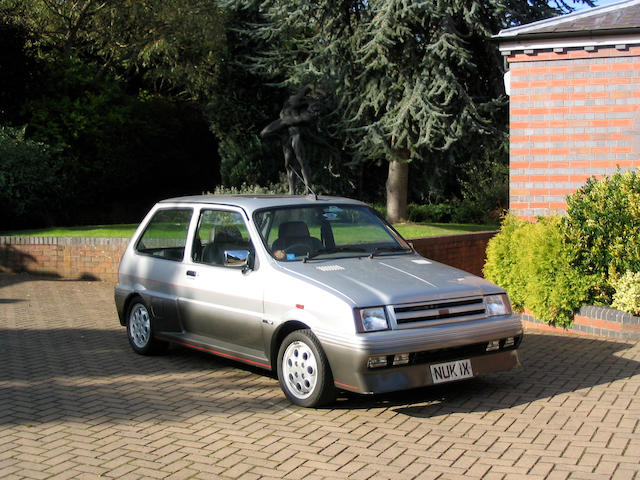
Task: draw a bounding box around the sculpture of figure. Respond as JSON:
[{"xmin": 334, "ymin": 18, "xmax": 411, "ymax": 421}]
[{"xmin": 261, "ymin": 86, "xmax": 319, "ymax": 195}]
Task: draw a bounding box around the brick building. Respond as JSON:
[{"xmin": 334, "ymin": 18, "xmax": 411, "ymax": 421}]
[{"xmin": 495, "ymin": 0, "xmax": 640, "ymax": 220}]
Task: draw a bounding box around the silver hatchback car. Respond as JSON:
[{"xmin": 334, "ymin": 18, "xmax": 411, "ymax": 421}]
[{"xmin": 115, "ymin": 195, "xmax": 522, "ymax": 407}]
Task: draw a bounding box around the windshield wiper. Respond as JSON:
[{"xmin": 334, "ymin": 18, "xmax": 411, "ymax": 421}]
[
  {"xmin": 303, "ymin": 246, "xmax": 368, "ymax": 262},
  {"xmin": 369, "ymin": 245, "xmax": 413, "ymax": 258}
]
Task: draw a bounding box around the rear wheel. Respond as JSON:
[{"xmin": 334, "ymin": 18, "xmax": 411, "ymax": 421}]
[
  {"xmin": 277, "ymin": 330, "xmax": 335, "ymax": 407},
  {"xmin": 126, "ymin": 300, "xmax": 168, "ymax": 355}
]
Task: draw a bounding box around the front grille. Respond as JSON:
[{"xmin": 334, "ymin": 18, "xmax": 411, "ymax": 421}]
[
  {"xmin": 413, "ymin": 342, "xmax": 487, "ymax": 365},
  {"xmin": 393, "ymin": 297, "xmax": 486, "ymax": 326}
]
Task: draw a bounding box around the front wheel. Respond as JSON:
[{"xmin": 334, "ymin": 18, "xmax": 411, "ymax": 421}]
[
  {"xmin": 126, "ymin": 300, "xmax": 168, "ymax": 355},
  {"xmin": 277, "ymin": 330, "xmax": 335, "ymax": 407}
]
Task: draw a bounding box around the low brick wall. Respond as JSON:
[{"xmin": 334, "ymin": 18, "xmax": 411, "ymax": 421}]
[
  {"xmin": 0, "ymin": 231, "xmax": 497, "ymax": 283},
  {"xmin": 409, "ymin": 231, "xmax": 497, "ymax": 277},
  {"xmin": 0, "ymin": 237, "xmax": 129, "ymax": 283}
]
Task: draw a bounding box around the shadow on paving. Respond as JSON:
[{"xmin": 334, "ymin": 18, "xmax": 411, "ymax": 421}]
[{"xmin": 0, "ymin": 325, "xmax": 638, "ymax": 424}]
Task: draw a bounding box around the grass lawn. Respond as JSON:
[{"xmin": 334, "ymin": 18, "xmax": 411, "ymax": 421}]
[
  {"xmin": 0, "ymin": 224, "xmax": 137, "ymax": 238},
  {"xmin": 1, "ymin": 222, "xmax": 496, "ymax": 239},
  {"xmin": 394, "ymin": 222, "xmax": 495, "ymax": 238}
]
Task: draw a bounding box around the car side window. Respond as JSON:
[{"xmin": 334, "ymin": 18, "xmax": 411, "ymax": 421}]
[
  {"xmin": 135, "ymin": 208, "xmax": 192, "ymax": 261},
  {"xmin": 192, "ymin": 209, "xmax": 253, "ymax": 266}
]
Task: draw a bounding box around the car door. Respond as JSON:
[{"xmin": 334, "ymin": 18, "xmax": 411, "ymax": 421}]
[
  {"xmin": 130, "ymin": 206, "xmax": 193, "ymax": 333},
  {"xmin": 176, "ymin": 207, "xmax": 265, "ymax": 360}
]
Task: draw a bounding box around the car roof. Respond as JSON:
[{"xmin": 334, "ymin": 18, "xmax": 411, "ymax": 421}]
[{"xmin": 158, "ymin": 194, "xmax": 368, "ymax": 215}]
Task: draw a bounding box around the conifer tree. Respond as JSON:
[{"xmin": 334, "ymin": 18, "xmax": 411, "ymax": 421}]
[{"xmin": 226, "ymin": 0, "xmax": 593, "ymax": 220}]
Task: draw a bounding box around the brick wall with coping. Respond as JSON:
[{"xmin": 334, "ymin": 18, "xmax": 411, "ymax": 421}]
[
  {"xmin": 0, "ymin": 236, "xmax": 129, "ymax": 283},
  {"xmin": 0, "ymin": 231, "xmax": 497, "ymax": 283},
  {"xmin": 507, "ymin": 46, "xmax": 640, "ymax": 220}
]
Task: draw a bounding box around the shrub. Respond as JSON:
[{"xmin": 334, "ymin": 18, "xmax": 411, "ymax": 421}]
[
  {"xmin": 565, "ymin": 169, "xmax": 640, "ymax": 303},
  {"xmin": 212, "ymin": 181, "xmax": 288, "ymax": 196},
  {"xmin": 0, "ymin": 125, "xmax": 62, "ymax": 228},
  {"xmin": 612, "ymin": 271, "xmax": 640, "ymax": 316},
  {"xmin": 483, "ymin": 214, "xmax": 528, "ymax": 310},
  {"xmin": 517, "ymin": 216, "xmax": 593, "ymax": 327},
  {"xmin": 484, "ymin": 214, "xmax": 592, "ymax": 327},
  {"xmin": 455, "ymin": 154, "xmax": 508, "ymax": 225},
  {"xmin": 407, "ymin": 203, "xmax": 453, "ymax": 223}
]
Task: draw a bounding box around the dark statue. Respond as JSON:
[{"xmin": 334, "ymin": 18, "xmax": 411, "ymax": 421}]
[{"xmin": 261, "ymin": 86, "xmax": 320, "ymax": 195}]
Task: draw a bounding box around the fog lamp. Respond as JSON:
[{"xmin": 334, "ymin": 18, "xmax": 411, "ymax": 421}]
[
  {"xmin": 504, "ymin": 337, "xmax": 515, "ymax": 348},
  {"xmin": 486, "ymin": 340, "xmax": 500, "ymax": 352},
  {"xmin": 393, "ymin": 353, "xmax": 410, "ymax": 366},
  {"xmin": 367, "ymin": 355, "xmax": 388, "ymax": 369}
]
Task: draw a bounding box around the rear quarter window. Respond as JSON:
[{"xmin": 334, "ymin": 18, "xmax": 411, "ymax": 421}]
[{"xmin": 135, "ymin": 208, "xmax": 193, "ymax": 261}]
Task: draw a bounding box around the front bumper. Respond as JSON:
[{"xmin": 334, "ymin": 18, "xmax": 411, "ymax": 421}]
[
  {"xmin": 319, "ymin": 314, "xmax": 523, "ymax": 394},
  {"xmin": 333, "ymin": 349, "xmax": 521, "ymax": 394}
]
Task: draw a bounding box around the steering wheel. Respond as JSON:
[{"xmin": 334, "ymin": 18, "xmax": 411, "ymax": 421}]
[{"xmin": 284, "ymin": 243, "xmax": 311, "ymax": 256}]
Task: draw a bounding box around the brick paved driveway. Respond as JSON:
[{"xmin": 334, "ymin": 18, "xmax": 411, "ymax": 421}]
[{"xmin": 1, "ymin": 273, "xmax": 639, "ymax": 480}]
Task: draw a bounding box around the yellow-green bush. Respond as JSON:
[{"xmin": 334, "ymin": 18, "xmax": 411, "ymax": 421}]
[
  {"xmin": 484, "ymin": 214, "xmax": 592, "ymax": 327},
  {"xmin": 483, "ymin": 214, "xmax": 528, "ymax": 310}
]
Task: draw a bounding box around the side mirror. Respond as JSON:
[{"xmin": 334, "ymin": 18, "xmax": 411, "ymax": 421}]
[{"xmin": 224, "ymin": 250, "xmax": 251, "ymax": 269}]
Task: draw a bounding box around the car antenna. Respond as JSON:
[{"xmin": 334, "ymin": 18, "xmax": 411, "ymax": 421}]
[{"xmin": 290, "ymin": 167, "xmax": 318, "ymax": 200}]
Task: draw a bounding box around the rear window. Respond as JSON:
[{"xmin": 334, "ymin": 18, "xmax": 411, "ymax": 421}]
[{"xmin": 135, "ymin": 208, "xmax": 192, "ymax": 261}]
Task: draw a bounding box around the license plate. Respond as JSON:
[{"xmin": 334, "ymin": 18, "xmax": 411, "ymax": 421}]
[{"xmin": 430, "ymin": 359, "xmax": 473, "ymax": 384}]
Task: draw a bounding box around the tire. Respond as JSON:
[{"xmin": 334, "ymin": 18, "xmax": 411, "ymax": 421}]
[
  {"xmin": 126, "ymin": 299, "xmax": 168, "ymax": 355},
  {"xmin": 277, "ymin": 330, "xmax": 335, "ymax": 407}
]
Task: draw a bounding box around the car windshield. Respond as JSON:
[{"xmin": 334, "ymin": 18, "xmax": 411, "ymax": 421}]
[{"xmin": 253, "ymin": 204, "xmax": 411, "ymax": 261}]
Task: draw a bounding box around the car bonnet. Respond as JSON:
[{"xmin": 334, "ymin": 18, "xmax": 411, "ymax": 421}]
[{"xmin": 276, "ymin": 254, "xmax": 503, "ymax": 307}]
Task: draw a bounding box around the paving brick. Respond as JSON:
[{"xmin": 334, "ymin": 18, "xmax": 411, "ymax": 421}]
[{"xmin": 1, "ymin": 274, "xmax": 640, "ymax": 479}]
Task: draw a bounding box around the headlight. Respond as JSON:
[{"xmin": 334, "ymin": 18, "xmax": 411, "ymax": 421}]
[
  {"xmin": 485, "ymin": 294, "xmax": 512, "ymax": 316},
  {"xmin": 357, "ymin": 307, "xmax": 389, "ymax": 332}
]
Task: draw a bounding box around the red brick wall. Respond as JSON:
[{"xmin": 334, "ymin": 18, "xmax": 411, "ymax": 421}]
[
  {"xmin": 0, "ymin": 232, "xmax": 496, "ymax": 282},
  {"xmin": 0, "ymin": 237, "xmax": 129, "ymax": 283},
  {"xmin": 507, "ymin": 46, "xmax": 640, "ymax": 220},
  {"xmin": 409, "ymin": 231, "xmax": 497, "ymax": 277}
]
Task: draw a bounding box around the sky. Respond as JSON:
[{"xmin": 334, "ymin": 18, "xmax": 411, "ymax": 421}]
[{"xmin": 574, "ymin": 0, "xmax": 631, "ymax": 11}]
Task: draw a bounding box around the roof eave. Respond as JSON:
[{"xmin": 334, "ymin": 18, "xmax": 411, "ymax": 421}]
[{"xmin": 493, "ymin": 26, "xmax": 640, "ymax": 42}]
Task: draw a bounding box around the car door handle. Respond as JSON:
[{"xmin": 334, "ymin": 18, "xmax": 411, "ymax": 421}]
[{"xmin": 186, "ymin": 270, "xmax": 197, "ymax": 277}]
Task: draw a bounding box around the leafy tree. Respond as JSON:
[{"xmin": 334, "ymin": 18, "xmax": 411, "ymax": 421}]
[
  {"xmin": 0, "ymin": 0, "xmax": 224, "ymax": 227},
  {"xmin": 0, "ymin": 19, "xmax": 34, "ymax": 124},
  {"xmin": 2, "ymin": 0, "xmax": 226, "ymax": 95}
]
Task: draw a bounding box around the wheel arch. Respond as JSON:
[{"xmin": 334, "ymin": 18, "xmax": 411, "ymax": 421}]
[
  {"xmin": 269, "ymin": 320, "xmax": 309, "ymax": 366},
  {"xmin": 121, "ymin": 292, "xmax": 146, "ymax": 326}
]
